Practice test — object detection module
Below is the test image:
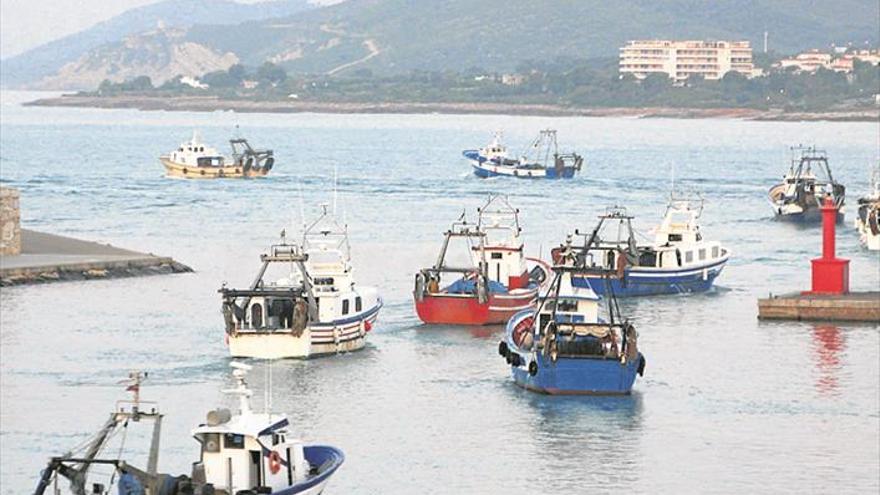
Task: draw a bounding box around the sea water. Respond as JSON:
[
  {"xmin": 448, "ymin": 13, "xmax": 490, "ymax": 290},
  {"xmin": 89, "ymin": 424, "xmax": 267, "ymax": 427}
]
[{"xmin": 1, "ymin": 91, "xmax": 878, "ymax": 494}]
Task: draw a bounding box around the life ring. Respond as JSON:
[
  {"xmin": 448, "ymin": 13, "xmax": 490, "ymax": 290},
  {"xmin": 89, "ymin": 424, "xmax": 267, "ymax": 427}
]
[
  {"xmin": 268, "ymin": 451, "xmax": 282, "ymax": 474},
  {"xmin": 512, "ymin": 316, "xmax": 534, "ymax": 349}
]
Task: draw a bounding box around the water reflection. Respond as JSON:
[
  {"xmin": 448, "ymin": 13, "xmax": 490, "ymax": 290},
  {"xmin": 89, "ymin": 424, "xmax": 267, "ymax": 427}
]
[
  {"xmin": 811, "ymin": 324, "xmax": 845, "ymax": 396},
  {"xmin": 518, "ymin": 390, "xmax": 644, "ymax": 489}
]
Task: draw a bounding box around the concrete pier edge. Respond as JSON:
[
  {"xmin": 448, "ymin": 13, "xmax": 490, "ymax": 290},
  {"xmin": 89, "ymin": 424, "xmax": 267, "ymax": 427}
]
[{"xmin": 757, "ymin": 292, "xmax": 880, "ymax": 323}]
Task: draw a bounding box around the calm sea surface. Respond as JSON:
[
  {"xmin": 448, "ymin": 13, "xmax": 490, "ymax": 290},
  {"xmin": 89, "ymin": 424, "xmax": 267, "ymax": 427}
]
[{"xmin": 1, "ymin": 91, "xmax": 878, "ymax": 494}]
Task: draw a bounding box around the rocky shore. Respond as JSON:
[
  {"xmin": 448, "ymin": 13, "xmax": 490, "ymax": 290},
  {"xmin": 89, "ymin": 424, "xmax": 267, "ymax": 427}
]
[{"xmin": 25, "ymin": 95, "xmax": 880, "ymax": 122}]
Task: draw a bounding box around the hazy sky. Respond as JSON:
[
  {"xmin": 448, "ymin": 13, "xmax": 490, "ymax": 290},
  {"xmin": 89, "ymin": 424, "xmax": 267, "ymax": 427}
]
[
  {"xmin": 0, "ymin": 0, "xmax": 337, "ymax": 59},
  {"xmin": 1, "ymin": 0, "xmax": 161, "ymax": 58}
]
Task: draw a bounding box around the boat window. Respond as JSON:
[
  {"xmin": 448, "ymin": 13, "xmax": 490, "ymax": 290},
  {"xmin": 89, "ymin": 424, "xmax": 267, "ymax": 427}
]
[
  {"xmin": 342, "ymin": 299, "xmax": 349, "ymax": 315},
  {"xmin": 314, "ymin": 277, "xmax": 334, "ymax": 286},
  {"xmin": 712, "ymin": 246, "xmax": 719, "ymax": 258},
  {"xmin": 251, "ymin": 304, "xmax": 263, "ymax": 329},
  {"xmin": 491, "ymin": 252, "xmax": 503, "ymax": 259},
  {"xmin": 557, "ymin": 298, "xmax": 578, "ymax": 312},
  {"xmin": 698, "ymin": 249, "xmax": 706, "ymax": 261},
  {"xmin": 639, "ymin": 251, "xmax": 657, "ymax": 267},
  {"xmin": 224, "ymin": 433, "xmax": 245, "ymax": 449},
  {"xmin": 675, "ymin": 250, "xmax": 682, "ymax": 266},
  {"xmin": 355, "ymin": 296, "xmax": 362, "ymax": 311},
  {"xmin": 203, "ymin": 433, "xmax": 221, "ymax": 453},
  {"xmin": 668, "ymin": 234, "xmax": 682, "ymax": 242},
  {"xmin": 685, "ymin": 251, "xmax": 694, "ymax": 263}
]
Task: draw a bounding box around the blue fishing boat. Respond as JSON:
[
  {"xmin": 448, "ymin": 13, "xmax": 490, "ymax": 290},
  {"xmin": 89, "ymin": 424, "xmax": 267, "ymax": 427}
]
[
  {"xmin": 498, "ymin": 261, "xmax": 645, "ymax": 395},
  {"xmin": 555, "ymin": 199, "xmax": 729, "ymax": 297},
  {"xmin": 463, "ymin": 130, "xmax": 583, "ymax": 179}
]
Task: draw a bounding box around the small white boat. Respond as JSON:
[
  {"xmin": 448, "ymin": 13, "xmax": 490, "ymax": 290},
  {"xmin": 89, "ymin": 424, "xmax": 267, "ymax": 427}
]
[
  {"xmin": 35, "ymin": 363, "xmax": 344, "ymax": 495},
  {"xmin": 855, "ymin": 165, "xmax": 880, "ymax": 250},
  {"xmin": 221, "ymin": 205, "xmax": 381, "ymax": 359}
]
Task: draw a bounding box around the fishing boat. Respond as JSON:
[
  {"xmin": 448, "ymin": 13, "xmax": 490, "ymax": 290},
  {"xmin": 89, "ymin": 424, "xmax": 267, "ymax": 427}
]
[
  {"xmin": 768, "ymin": 146, "xmax": 845, "ymax": 222},
  {"xmin": 413, "ymin": 195, "xmax": 550, "ymax": 325},
  {"xmin": 34, "ymin": 363, "xmax": 344, "ymax": 495},
  {"xmin": 463, "ymin": 130, "xmax": 583, "ymax": 179},
  {"xmin": 555, "ymin": 198, "xmax": 729, "ymax": 297},
  {"xmin": 160, "ymin": 131, "xmax": 275, "ymax": 178},
  {"xmin": 855, "ymin": 165, "xmax": 880, "ymax": 250},
  {"xmin": 498, "ymin": 253, "xmax": 646, "ymax": 395},
  {"xmin": 221, "ymin": 205, "xmax": 381, "ymax": 359}
]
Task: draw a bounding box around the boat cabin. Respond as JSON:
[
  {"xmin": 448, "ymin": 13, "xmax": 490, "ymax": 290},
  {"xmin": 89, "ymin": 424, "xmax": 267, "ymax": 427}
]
[
  {"xmin": 534, "ymin": 269, "xmax": 636, "ymax": 361},
  {"xmin": 474, "ymin": 196, "xmax": 530, "ymax": 290},
  {"xmin": 191, "ymin": 366, "xmax": 310, "ymax": 494},
  {"xmin": 169, "ymin": 132, "xmax": 225, "ymax": 167}
]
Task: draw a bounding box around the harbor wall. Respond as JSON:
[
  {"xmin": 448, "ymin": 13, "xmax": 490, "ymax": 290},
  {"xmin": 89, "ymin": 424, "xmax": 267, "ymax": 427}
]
[{"xmin": 0, "ymin": 187, "xmax": 21, "ymax": 256}]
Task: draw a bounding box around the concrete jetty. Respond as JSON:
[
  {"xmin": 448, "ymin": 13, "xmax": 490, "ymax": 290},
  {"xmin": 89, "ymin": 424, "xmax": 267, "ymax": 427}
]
[
  {"xmin": 0, "ymin": 229, "xmax": 192, "ymax": 286},
  {"xmin": 758, "ymin": 292, "xmax": 880, "ymax": 322}
]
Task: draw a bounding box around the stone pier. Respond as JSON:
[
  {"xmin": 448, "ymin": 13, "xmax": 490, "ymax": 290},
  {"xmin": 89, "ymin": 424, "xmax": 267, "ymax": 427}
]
[{"xmin": 0, "ymin": 187, "xmax": 21, "ymax": 256}]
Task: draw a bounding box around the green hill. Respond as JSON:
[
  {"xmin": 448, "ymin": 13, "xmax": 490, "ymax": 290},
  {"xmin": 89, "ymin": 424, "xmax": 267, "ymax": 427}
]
[{"xmin": 187, "ymin": 0, "xmax": 880, "ymax": 75}]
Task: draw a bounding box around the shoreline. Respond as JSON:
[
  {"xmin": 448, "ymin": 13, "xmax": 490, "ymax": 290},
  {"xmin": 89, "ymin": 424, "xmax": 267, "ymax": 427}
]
[{"xmin": 24, "ymin": 95, "xmax": 880, "ymax": 122}]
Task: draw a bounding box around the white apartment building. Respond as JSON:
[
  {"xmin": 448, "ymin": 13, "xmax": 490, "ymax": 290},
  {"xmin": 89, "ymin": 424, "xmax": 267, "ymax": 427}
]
[{"xmin": 619, "ymin": 40, "xmax": 755, "ymax": 82}]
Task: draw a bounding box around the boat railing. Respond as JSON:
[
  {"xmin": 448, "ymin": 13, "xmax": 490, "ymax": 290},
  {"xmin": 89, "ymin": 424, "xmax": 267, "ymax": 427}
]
[
  {"xmin": 115, "ymin": 399, "xmax": 160, "ymax": 416},
  {"xmin": 220, "ymin": 288, "xmax": 302, "ymax": 298}
]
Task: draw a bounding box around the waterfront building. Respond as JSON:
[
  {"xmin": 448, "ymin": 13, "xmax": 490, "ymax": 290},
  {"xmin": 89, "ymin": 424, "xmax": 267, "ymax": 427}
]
[{"xmin": 619, "ymin": 40, "xmax": 755, "ymax": 82}]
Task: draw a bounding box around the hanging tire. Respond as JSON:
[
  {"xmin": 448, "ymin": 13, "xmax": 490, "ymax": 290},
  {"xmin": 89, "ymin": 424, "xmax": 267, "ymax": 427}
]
[
  {"xmin": 498, "ymin": 341, "xmax": 508, "ymax": 358},
  {"xmin": 528, "ymin": 360, "xmax": 538, "ymax": 376}
]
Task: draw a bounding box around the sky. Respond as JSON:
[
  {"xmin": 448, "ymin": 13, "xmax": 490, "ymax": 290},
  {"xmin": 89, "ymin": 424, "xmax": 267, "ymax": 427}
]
[
  {"xmin": 0, "ymin": 0, "xmax": 339, "ymax": 60},
  {"xmin": 0, "ymin": 0, "xmax": 161, "ymax": 59}
]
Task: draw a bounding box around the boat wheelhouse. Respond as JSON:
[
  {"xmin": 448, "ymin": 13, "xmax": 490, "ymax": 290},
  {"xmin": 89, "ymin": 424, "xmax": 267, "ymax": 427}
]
[
  {"xmin": 768, "ymin": 146, "xmax": 845, "ymax": 222},
  {"xmin": 557, "ymin": 199, "xmax": 729, "ymax": 297},
  {"xmin": 855, "ymin": 164, "xmax": 880, "ymax": 250},
  {"xmin": 463, "ymin": 130, "xmax": 583, "ymax": 179},
  {"xmin": 34, "ymin": 363, "xmax": 344, "ymax": 495},
  {"xmin": 498, "ymin": 259, "xmax": 646, "ymax": 395},
  {"xmin": 221, "ymin": 206, "xmax": 381, "ymax": 359},
  {"xmin": 160, "ymin": 131, "xmax": 275, "ymax": 178},
  {"xmin": 414, "ymin": 196, "xmax": 549, "ymax": 325}
]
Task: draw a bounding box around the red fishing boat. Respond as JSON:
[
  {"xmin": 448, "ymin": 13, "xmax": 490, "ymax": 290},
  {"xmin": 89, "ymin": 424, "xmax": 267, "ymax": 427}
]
[{"xmin": 413, "ymin": 196, "xmax": 550, "ymax": 325}]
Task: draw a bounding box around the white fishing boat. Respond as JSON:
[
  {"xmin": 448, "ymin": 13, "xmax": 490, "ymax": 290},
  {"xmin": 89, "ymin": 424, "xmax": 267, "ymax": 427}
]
[
  {"xmin": 35, "ymin": 363, "xmax": 344, "ymax": 495},
  {"xmin": 221, "ymin": 205, "xmax": 381, "ymax": 359},
  {"xmin": 556, "ymin": 196, "xmax": 730, "ymax": 297},
  {"xmin": 855, "ymin": 165, "xmax": 880, "ymax": 250},
  {"xmin": 463, "ymin": 130, "xmax": 583, "ymax": 179},
  {"xmin": 160, "ymin": 130, "xmax": 275, "ymax": 179},
  {"xmin": 768, "ymin": 146, "xmax": 845, "ymax": 222}
]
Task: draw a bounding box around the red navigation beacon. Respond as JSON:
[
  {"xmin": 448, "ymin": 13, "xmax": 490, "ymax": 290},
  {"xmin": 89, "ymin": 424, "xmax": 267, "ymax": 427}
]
[{"xmin": 806, "ymin": 196, "xmax": 850, "ymax": 295}]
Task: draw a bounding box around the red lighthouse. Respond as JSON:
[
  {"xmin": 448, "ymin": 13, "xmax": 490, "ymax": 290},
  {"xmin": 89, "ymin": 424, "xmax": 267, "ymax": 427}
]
[{"xmin": 806, "ymin": 197, "xmax": 849, "ymax": 294}]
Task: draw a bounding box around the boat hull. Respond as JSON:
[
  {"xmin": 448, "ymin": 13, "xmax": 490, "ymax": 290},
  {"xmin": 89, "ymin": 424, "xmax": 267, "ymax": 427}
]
[
  {"xmin": 464, "ymin": 152, "xmax": 577, "ymax": 179},
  {"xmin": 414, "ymin": 289, "xmax": 537, "ymax": 325},
  {"xmin": 228, "ymin": 305, "xmax": 380, "ymax": 359},
  {"xmin": 573, "ymin": 259, "xmax": 727, "ymax": 297},
  {"xmin": 160, "ymin": 157, "xmax": 271, "ymax": 179},
  {"xmin": 510, "ymin": 351, "xmax": 644, "ymax": 395},
  {"xmin": 772, "ymin": 206, "xmax": 845, "ymax": 223},
  {"xmin": 273, "ymin": 445, "xmax": 344, "ymax": 495}
]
